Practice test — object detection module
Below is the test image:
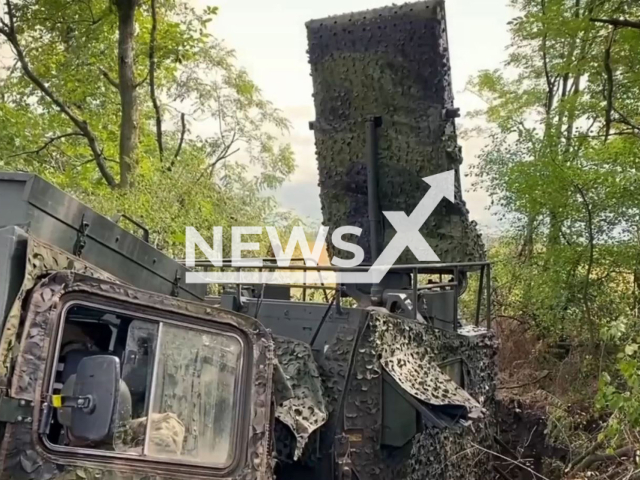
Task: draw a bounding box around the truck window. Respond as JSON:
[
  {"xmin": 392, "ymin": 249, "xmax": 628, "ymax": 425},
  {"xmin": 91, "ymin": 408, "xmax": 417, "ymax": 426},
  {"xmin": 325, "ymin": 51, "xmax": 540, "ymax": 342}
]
[
  {"xmin": 148, "ymin": 323, "xmax": 241, "ymax": 464},
  {"xmin": 45, "ymin": 302, "xmax": 244, "ymax": 468}
]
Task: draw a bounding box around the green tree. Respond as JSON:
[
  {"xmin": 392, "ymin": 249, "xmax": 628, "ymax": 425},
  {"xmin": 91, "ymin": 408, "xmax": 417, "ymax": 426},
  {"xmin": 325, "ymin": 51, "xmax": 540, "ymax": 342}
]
[
  {"xmin": 469, "ymin": 0, "xmax": 640, "ymax": 340},
  {"xmin": 467, "ymin": 0, "xmax": 640, "ymax": 446},
  {"xmin": 0, "ymin": 0, "xmax": 295, "ymax": 255}
]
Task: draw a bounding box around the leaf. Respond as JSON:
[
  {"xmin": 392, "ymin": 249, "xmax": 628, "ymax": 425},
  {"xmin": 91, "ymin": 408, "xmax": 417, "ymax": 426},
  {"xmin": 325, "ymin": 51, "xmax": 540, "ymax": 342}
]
[{"xmin": 0, "ymin": 0, "xmax": 296, "ymax": 255}]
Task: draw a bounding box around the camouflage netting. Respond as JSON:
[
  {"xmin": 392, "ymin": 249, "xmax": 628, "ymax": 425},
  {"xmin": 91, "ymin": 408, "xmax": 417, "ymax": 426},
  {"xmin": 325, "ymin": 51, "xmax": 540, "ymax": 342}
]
[
  {"xmin": 383, "ymin": 319, "xmax": 498, "ymax": 480},
  {"xmin": 271, "ymin": 310, "xmax": 498, "ymax": 479},
  {"xmin": 0, "ymin": 236, "xmax": 121, "ymax": 388},
  {"xmin": 115, "ymin": 413, "xmax": 186, "ymax": 455},
  {"xmin": 272, "ymin": 336, "xmax": 328, "ymax": 460},
  {"xmin": 0, "ymin": 237, "xmax": 496, "ymax": 480},
  {"xmin": 307, "ymin": 0, "xmax": 485, "ymax": 264},
  {"xmin": 273, "ymin": 322, "xmax": 362, "ymax": 470},
  {"xmin": 340, "ymin": 311, "xmax": 498, "ymax": 480},
  {"xmin": 373, "ymin": 315, "xmax": 484, "ymax": 419}
]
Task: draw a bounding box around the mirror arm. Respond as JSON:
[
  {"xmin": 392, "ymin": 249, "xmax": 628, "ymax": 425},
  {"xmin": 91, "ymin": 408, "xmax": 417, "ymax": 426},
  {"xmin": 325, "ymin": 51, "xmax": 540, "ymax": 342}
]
[
  {"xmin": 38, "ymin": 402, "xmax": 54, "ymax": 435},
  {"xmin": 39, "ymin": 395, "xmax": 95, "ymax": 435},
  {"xmin": 50, "ymin": 394, "xmax": 94, "ymax": 412}
]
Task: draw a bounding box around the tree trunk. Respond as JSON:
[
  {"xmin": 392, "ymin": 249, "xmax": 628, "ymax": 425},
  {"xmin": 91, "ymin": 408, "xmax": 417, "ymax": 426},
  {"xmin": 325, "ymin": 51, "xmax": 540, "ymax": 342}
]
[
  {"xmin": 116, "ymin": 0, "xmax": 139, "ymax": 189},
  {"xmin": 519, "ymin": 215, "xmax": 536, "ymax": 260}
]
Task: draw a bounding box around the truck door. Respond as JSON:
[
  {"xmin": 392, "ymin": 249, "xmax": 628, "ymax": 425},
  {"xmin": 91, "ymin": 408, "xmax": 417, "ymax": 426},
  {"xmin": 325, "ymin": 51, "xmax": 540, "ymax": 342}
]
[{"xmin": 0, "ymin": 271, "xmax": 274, "ymax": 480}]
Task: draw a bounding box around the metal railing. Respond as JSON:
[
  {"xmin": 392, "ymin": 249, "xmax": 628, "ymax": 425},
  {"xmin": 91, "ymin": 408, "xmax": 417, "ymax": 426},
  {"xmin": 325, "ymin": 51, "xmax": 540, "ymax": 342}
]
[{"xmin": 179, "ymin": 258, "xmax": 492, "ymax": 329}]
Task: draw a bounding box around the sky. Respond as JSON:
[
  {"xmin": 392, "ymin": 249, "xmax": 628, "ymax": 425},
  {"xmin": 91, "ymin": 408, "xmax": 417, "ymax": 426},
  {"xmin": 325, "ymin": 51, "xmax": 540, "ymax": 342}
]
[{"xmin": 204, "ymin": 0, "xmax": 516, "ymax": 231}]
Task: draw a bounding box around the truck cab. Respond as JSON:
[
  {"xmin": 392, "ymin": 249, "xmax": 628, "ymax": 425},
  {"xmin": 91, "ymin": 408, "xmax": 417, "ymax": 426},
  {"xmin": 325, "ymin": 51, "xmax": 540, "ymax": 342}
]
[{"xmin": 0, "ymin": 173, "xmax": 274, "ymax": 480}]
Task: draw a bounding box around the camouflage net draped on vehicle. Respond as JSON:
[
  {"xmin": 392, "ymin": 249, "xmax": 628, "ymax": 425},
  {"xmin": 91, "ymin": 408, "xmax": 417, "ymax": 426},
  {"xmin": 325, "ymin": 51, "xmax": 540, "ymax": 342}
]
[
  {"xmin": 272, "ymin": 336, "xmax": 328, "ymax": 460},
  {"xmin": 338, "ymin": 310, "xmax": 498, "ymax": 480},
  {"xmin": 0, "ymin": 241, "xmax": 275, "ymax": 480}
]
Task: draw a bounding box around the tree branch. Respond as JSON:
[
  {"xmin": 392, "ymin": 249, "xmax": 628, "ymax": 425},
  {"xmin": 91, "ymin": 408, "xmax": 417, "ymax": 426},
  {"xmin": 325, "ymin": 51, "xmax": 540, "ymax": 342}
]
[
  {"xmin": 470, "ymin": 443, "xmax": 550, "ymax": 480},
  {"xmin": 209, "ymin": 128, "xmax": 238, "ymax": 170},
  {"xmin": 1, "ymin": 0, "xmax": 117, "ymax": 187},
  {"xmin": 590, "ymin": 17, "xmax": 640, "ymax": 30},
  {"xmin": 559, "ymin": 228, "xmax": 573, "ymax": 246},
  {"xmin": 547, "ymin": 156, "xmax": 596, "ymax": 345},
  {"xmin": 603, "ymin": 27, "xmax": 617, "ymax": 142},
  {"xmin": 7, "ymin": 132, "xmax": 84, "ymax": 158},
  {"xmin": 194, "ymin": 130, "xmax": 240, "ymax": 184},
  {"xmin": 566, "ymin": 440, "xmax": 604, "ymax": 474},
  {"xmin": 149, "ymin": 0, "xmax": 163, "ymax": 159},
  {"xmin": 541, "ymin": 0, "xmax": 556, "ymax": 115},
  {"xmin": 564, "ymin": 0, "xmax": 596, "ymax": 154},
  {"xmin": 198, "ymin": 146, "xmax": 240, "ymax": 183},
  {"xmin": 99, "ymin": 67, "xmax": 120, "ymax": 90},
  {"xmin": 134, "ymin": 70, "xmax": 148, "ymax": 88},
  {"xmin": 498, "ymin": 371, "xmax": 550, "ymax": 390},
  {"xmin": 169, "ymin": 112, "xmax": 186, "ymax": 170},
  {"xmin": 575, "ymin": 182, "xmax": 595, "ymax": 346},
  {"xmin": 570, "ymin": 446, "xmax": 636, "ymax": 475},
  {"xmin": 575, "ymin": 129, "xmax": 639, "ymax": 139},
  {"xmin": 613, "ymin": 106, "xmax": 640, "ymax": 133},
  {"xmin": 212, "ymin": 147, "xmax": 239, "ymax": 169},
  {"xmin": 114, "ymin": 0, "xmax": 140, "ymax": 189},
  {"xmin": 492, "ymin": 465, "xmax": 515, "ymax": 480}
]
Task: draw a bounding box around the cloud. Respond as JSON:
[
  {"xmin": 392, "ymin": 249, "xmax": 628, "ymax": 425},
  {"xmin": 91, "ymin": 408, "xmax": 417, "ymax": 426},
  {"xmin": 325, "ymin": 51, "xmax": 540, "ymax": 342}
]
[{"xmin": 274, "ymin": 180, "xmax": 322, "ymax": 221}]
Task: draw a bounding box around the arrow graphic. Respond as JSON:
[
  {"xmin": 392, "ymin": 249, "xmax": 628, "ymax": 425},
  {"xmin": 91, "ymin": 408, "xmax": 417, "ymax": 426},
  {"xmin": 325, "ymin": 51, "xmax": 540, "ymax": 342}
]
[
  {"xmin": 185, "ymin": 170, "xmax": 456, "ymax": 285},
  {"xmin": 366, "ymin": 170, "xmax": 455, "ymax": 283}
]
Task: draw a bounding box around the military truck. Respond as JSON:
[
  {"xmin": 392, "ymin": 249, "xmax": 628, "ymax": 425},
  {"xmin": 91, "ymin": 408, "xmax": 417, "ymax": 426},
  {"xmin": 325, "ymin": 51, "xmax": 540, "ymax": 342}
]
[{"xmin": 0, "ymin": 1, "xmax": 497, "ymax": 479}]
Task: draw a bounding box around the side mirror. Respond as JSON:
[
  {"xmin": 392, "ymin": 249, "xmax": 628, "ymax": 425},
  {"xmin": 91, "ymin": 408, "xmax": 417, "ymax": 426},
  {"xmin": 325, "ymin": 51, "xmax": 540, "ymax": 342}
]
[{"xmin": 69, "ymin": 355, "xmax": 121, "ymax": 443}]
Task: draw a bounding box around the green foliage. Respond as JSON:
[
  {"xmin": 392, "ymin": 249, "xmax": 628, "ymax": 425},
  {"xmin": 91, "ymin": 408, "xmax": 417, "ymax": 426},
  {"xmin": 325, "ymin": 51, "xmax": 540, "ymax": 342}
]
[
  {"xmin": 0, "ymin": 0, "xmax": 295, "ymax": 255},
  {"xmin": 467, "ymin": 0, "xmax": 640, "ymax": 439},
  {"xmin": 597, "ymin": 326, "xmax": 640, "ymax": 442}
]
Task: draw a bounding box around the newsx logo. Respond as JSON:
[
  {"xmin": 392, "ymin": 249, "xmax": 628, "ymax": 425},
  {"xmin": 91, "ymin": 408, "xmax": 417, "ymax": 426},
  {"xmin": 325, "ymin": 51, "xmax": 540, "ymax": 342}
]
[{"xmin": 185, "ymin": 170, "xmax": 455, "ymax": 285}]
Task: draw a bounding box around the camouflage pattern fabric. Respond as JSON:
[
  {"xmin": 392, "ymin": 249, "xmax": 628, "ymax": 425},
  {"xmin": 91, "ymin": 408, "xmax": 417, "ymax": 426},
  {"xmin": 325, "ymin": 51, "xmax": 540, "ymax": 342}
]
[
  {"xmin": 340, "ymin": 309, "xmax": 498, "ymax": 480},
  {"xmin": 370, "ymin": 312, "xmax": 484, "ymax": 419},
  {"xmin": 115, "ymin": 413, "xmax": 185, "ymax": 455},
  {"xmin": 0, "ymin": 262, "xmax": 275, "ymax": 480},
  {"xmin": 273, "ymin": 336, "xmax": 328, "ymax": 460},
  {"xmin": 0, "ymin": 236, "xmax": 121, "ymax": 389}
]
